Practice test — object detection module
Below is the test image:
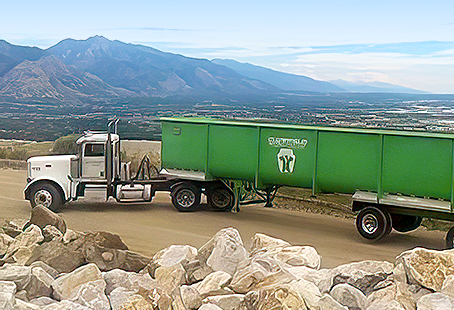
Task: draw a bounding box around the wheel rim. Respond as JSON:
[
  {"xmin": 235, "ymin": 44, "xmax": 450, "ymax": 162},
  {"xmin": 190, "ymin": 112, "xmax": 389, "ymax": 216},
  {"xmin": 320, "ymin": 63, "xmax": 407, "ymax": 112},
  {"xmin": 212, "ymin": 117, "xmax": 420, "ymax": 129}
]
[
  {"xmin": 362, "ymin": 213, "xmax": 379, "ymax": 235},
  {"xmin": 34, "ymin": 189, "xmax": 52, "ymax": 208},
  {"xmin": 212, "ymin": 189, "xmax": 231, "ymax": 209},
  {"xmin": 176, "ymin": 189, "xmax": 196, "ymax": 208}
]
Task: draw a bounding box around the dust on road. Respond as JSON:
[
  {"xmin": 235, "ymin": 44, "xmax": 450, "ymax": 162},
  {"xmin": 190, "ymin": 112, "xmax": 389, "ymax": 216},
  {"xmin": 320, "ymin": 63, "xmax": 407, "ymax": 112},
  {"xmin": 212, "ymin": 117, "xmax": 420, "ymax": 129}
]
[{"xmin": 0, "ymin": 169, "xmax": 446, "ymax": 268}]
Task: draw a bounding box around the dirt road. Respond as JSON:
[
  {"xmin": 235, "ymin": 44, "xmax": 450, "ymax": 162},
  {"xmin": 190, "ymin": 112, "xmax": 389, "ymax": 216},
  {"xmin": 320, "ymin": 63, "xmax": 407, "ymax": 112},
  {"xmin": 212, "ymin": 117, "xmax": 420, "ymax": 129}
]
[{"xmin": 0, "ymin": 169, "xmax": 447, "ymax": 268}]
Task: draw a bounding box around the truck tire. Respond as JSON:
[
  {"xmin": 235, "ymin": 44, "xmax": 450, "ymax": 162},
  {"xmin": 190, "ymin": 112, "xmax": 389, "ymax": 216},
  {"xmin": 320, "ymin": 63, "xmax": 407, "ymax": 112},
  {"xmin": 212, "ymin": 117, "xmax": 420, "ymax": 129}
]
[
  {"xmin": 356, "ymin": 206, "xmax": 392, "ymax": 240},
  {"xmin": 208, "ymin": 186, "xmax": 234, "ymax": 211},
  {"xmin": 391, "ymin": 214, "xmax": 422, "ymax": 233},
  {"xmin": 446, "ymin": 227, "xmax": 454, "ymax": 249},
  {"xmin": 29, "ymin": 183, "xmax": 63, "ymax": 212},
  {"xmin": 171, "ymin": 183, "xmax": 201, "ymax": 212}
]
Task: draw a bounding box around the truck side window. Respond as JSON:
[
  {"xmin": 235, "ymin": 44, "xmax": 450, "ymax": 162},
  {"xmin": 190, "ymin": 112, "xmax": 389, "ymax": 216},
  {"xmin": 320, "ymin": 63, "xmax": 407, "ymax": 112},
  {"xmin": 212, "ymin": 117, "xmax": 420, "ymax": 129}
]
[{"xmin": 85, "ymin": 143, "xmax": 104, "ymax": 157}]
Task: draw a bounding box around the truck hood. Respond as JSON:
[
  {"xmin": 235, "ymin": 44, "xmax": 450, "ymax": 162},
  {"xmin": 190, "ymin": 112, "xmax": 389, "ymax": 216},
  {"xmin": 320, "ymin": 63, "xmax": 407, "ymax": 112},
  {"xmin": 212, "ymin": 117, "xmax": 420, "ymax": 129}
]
[{"xmin": 27, "ymin": 155, "xmax": 77, "ymax": 163}]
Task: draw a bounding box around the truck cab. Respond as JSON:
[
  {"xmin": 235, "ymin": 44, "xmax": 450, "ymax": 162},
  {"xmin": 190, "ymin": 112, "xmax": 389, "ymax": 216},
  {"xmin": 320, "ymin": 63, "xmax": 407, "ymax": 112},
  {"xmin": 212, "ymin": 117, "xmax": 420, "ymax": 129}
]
[{"xmin": 24, "ymin": 130, "xmax": 122, "ymax": 211}]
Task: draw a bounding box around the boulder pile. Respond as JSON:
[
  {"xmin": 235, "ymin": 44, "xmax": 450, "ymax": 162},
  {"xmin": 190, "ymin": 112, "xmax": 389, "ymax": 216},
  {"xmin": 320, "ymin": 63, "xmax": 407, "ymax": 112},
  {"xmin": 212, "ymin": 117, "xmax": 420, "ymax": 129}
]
[{"xmin": 0, "ymin": 206, "xmax": 453, "ymax": 309}]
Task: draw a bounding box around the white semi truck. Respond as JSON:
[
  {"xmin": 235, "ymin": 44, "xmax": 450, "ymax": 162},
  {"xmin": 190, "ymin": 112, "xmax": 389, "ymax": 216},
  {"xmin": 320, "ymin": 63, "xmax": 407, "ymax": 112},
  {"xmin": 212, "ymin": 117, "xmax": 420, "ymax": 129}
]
[{"xmin": 24, "ymin": 120, "xmax": 236, "ymax": 212}]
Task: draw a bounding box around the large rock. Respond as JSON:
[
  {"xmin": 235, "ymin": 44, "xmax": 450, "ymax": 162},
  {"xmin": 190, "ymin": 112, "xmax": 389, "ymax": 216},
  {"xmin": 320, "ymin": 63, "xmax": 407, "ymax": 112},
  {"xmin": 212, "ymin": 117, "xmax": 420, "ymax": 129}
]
[
  {"xmin": 68, "ymin": 280, "xmax": 110, "ymax": 310},
  {"xmin": 148, "ymin": 245, "xmax": 197, "ymax": 277},
  {"xmin": 25, "ymin": 237, "xmax": 85, "ymax": 274},
  {"xmin": 367, "ymin": 283, "xmax": 397, "ymax": 305},
  {"xmin": 28, "ymin": 296, "xmax": 57, "ymax": 307},
  {"xmin": 114, "ymin": 294, "xmax": 153, "ymax": 310},
  {"xmin": 2, "ymin": 220, "xmax": 28, "ymax": 238},
  {"xmin": 25, "ymin": 230, "xmax": 148, "ymax": 274},
  {"xmin": 416, "ymin": 292, "xmax": 454, "ymax": 310},
  {"xmin": 366, "ymin": 300, "xmax": 405, "ymax": 310},
  {"xmin": 286, "ymin": 266, "xmax": 332, "ymax": 293},
  {"xmin": 195, "ymin": 271, "xmax": 233, "ymax": 298},
  {"xmin": 331, "ymin": 260, "xmax": 394, "ymax": 295},
  {"xmin": 187, "ymin": 228, "xmax": 248, "ymax": 282},
  {"xmin": 396, "ymin": 247, "xmax": 454, "ymax": 291},
  {"xmin": 13, "ymin": 298, "xmax": 43, "ymax": 310},
  {"xmin": 288, "ymin": 279, "xmax": 322, "ymax": 310},
  {"xmin": 42, "ymin": 225, "xmax": 63, "ymax": 242},
  {"xmin": 108, "ymin": 287, "xmax": 137, "ymax": 310},
  {"xmin": 250, "ymin": 233, "xmax": 321, "ymax": 270},
  {"xmin": 83, "ymin": 246, "xmax": 149, "ymax": 273},
  {"xmin": 237, "ymin": 283, "xmax": 308, "ymax": 310},
  {"xmin": 28, "ymin": 205, "xmax": 67, "ymax": 234},
  {"xmin": 180, "ymin": 285, "xmax": 202, "ymax": 310},
  {"xmin": 229, "ymin": 257, "xmax": 295, "ymax": 293},
  {"xmin": 442, "ymin": 275, "xmax": 454, "ymax": 298},
  {"xmin": 181, "ymin": 270, "xmax": 234, "ymax": 309},
  {"xmin": 199, "ymin": 304, "xmax": 223, "ymax": 310},
  {"xmin": 5, "ymin": 225, "xmax": 44, "ymax": 263},
  {"xmin": 318, "ymin": 294, "xmax": 348, "ymax": 310},
  {"xmin": 0, "ymin": 233, "xmax": 14, "ymax": 257},
  {"xmin": 0, "ymin": 265, "xmax": 32, "ymax": 291},
  {"xmin": 202, "ymin": 294, "xmax": 245, "ymax": 310},
  {"xmin": 0, "ymin": 281, "xmax": 16, "ymax": 310},
  {"xmin": 103, "ymin": 269, "xmax": 157, "ymax": 295},
  {"xmin": 24, "ymin": 266, "xmax": 54, "ymax": 300},
  {"xmin": 249, "ymin": 233, "xmax": 291, "ymax": 255},
  {"xmin": 229, "ymin": 257, "xmax": 296, "ymax": 294},
  {"xmin": 41, "ymin": 300, "xmax": 91, "ymax": 309},
  {"xmin": 80, "ymin": 231, "xmax": 149, "ymax": 272},
  {"xmin": 29, "ymin": 261, "xmax": 59, "ymax": 279},
  {"xmin": 51, "ymin": 263, "xmax": 103, "ymax": 300},
  {"xmin": 330, "ymin": 283, "xmax": 370, "ymax": 310},
  {"xmin": 155, "ymin": 264, "xmax": 187, "ymax": 295}
]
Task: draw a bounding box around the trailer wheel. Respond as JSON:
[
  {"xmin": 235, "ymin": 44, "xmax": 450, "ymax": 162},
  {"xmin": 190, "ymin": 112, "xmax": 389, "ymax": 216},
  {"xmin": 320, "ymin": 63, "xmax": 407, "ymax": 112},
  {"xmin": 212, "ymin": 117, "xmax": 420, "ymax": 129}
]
[
  {"xmin": 356, "ymin": 206, "xmax": 392, "ymax": 240},
  {"xmin": 29, "ymin": 183, "xmax": 63, "ymax": 212},
  {"xmin": 171, "ymin": 183, "xmax": 201, "ymax": 212},
  {"xmin": 208, "ymin": 186, "xmax": 233, "ymax": 211},
  {"xmin": 446, "ymin": 227, "xmax": 454, "ymax": 249},
  {"xmin": 391, "ymin": 214, "xmax": 422, "ymax": 233}
]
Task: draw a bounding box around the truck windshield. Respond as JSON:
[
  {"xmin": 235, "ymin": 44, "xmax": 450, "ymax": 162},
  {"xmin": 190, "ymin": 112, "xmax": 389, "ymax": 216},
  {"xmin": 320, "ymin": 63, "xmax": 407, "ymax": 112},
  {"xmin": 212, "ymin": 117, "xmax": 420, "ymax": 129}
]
[{"xmin": 85, "ymin": 143, "xmax": 104, "ymax": 157}]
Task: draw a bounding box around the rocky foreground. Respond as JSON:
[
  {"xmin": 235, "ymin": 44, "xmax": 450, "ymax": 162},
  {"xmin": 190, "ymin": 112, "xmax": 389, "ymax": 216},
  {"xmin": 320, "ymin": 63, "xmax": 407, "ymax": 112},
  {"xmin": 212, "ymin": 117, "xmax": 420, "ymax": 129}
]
[{"xmin": 0, "ymin": 206, "xmax": 453, "ymax": 309}]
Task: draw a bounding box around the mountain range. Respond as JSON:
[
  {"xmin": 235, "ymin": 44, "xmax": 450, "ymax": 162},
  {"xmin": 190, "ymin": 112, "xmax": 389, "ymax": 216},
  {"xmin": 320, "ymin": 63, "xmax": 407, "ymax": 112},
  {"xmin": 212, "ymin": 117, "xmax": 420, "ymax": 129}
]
[
  {"xmin": 0, "ymin": 36, "xmax": 426, "ymax": 104},
  {"xmin": 329, "ymin": 79, "xmax": 428, "ymax": 94}
]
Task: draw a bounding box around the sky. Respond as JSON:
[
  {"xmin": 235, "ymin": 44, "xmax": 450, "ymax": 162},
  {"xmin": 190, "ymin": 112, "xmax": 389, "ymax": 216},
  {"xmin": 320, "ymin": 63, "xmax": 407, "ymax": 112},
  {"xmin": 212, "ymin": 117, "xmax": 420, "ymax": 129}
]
[{"xmin": 1, "ymin": 0, "xmax": 454, "ymax": 93}]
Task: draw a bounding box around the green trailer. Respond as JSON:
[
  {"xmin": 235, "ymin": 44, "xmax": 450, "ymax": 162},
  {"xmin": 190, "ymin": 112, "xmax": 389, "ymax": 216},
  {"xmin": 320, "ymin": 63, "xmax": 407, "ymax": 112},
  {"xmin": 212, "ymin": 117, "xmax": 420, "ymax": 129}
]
[{"xmin": 161, "ymin": 117, "xmax": 454, "ymax": 245}]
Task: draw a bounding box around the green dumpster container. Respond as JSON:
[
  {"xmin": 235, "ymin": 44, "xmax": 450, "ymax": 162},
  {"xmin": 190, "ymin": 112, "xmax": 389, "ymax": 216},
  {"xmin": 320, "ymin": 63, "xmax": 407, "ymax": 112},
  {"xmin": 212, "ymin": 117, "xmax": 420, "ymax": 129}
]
[{"xmin": 161, "ymin": 117, "xmax": 454, "ymax": 203}]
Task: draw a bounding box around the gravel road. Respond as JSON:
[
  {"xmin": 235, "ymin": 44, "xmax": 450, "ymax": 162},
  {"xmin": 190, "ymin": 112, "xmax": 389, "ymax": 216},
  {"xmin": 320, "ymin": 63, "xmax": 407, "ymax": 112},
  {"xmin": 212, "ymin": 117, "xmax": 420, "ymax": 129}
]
[{"xmin": 0, "ymin": 169, "xmax": 446, "ymax": 268}]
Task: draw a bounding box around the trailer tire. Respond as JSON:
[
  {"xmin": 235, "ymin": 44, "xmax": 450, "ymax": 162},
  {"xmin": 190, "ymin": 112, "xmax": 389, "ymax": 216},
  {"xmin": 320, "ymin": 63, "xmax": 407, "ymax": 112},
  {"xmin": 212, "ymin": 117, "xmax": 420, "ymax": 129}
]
[
  {"xmin": 29, "ymin": 182, "xmax": 63, "ymax": 212},
  {"xmin": 446, "ymin": 227, "xmax": 454, "ymax": 249},
  {"xmin": 356, "ymin": 206, "xmax": 392, "ymax": 240},
  {"xmin": 391, "ymin": 214, "xmax": 422, "ymax": 233},
  {"xmin": 171, "ymin": 183, "xmax": 201, "ymax": 212},
  {"xmin": 208, "ymin": 186, "xmax": 233, "ymax": 211}
]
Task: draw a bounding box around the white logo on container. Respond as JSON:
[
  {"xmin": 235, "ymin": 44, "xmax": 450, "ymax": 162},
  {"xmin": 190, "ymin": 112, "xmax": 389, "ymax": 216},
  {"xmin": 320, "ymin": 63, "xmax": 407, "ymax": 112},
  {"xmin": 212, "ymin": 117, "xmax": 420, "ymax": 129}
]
[{"xmin": 277, "ymin": 148, "xmax": 295, "ymax": 173}]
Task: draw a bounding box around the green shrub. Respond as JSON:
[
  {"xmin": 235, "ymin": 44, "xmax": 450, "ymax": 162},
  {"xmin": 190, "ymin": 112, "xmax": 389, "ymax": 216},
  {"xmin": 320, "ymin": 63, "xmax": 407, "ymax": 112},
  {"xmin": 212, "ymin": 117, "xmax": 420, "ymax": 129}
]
[
  {"xmin": 52, "ymin": 134, "xmax": 81, "ymax": 155},
  {"xmin": 0, "ymin": 146, "xmax": 29, "ymax": 160}
]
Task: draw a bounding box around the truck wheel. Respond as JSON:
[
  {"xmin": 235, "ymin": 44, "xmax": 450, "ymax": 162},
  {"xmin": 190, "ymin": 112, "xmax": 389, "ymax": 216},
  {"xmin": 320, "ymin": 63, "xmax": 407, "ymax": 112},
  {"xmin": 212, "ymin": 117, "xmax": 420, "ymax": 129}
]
[
  {"xmin": 30, "ymin": 183, "xmax": 63, "ymax": 212},
  {"xmin": 391, "ymin": 214, "xmax": 422, "ymax": 233},
  {"xmin": 446, "ymin": 227, "xmax": 454, "ymax": 249},
  {"xmin": 208, "ymin": 186, "xmax": 233, "ymax": 211},
  {"xmin": 356, "ymin": 206, "xmax": 392, "ymax": 240},
  {"xmin": 171, "ymin": 183, "xmax": 201, "ymax": 212}
]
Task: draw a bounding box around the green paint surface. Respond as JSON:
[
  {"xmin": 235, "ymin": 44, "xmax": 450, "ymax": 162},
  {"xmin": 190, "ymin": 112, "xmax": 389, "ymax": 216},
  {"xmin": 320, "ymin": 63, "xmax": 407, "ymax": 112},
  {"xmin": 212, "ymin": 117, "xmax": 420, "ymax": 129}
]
[
  {"xmin": 317, "ymin": 131, "xmax": 380, "ymax": 193},
  {"xmin": 383, "ymin": 135, "xmax": 452, "ymax": 200},
  {"xmin": 161, "ymin": 121, "xmax": 207, "ymax": 171},
  {"xmin": 208, "ymin": 124, "xmax": 258, "ymax": 180}
]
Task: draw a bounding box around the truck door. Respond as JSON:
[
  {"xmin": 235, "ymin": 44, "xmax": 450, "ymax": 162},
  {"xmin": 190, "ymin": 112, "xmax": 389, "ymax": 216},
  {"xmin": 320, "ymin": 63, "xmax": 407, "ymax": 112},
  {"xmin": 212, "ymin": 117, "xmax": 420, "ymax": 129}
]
[{"xmin": 82, "ymin": 143, "xmax": 105, "ymax": 178}]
